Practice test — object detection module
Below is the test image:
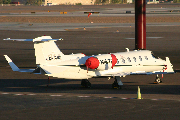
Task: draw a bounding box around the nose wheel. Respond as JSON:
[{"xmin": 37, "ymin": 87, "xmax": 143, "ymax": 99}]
[
  {"xmin": 81, "ymin": 79, "xmax": 91, "ymax": 88},
  {"xmin": 154, "ymin": 74, "xmax": 162, "ymax": 84}
]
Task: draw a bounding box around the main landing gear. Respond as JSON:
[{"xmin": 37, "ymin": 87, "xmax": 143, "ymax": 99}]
[
  {"xmin": 81, "ymin": 79, "xmax": 91, "ymax": 88},
  {"xmin": 112, "ymin": 76, "xmax": 123, "ymax": 89},
  {"xmin": 154, "ymin": 74, "xmax": 162, "ymax": 84}
]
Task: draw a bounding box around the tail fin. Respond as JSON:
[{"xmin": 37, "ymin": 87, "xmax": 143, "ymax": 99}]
[
  {"xmin": 4, "ymin": 36, "xmax": 64, "ymax": 65},
  {"xmin": 34, "ymin": 36, "xmax": 64, "ymax": 65}
]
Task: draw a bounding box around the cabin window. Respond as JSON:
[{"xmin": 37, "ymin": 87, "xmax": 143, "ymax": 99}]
[
  {"xmin": 122, "ymin": 58, "xmax": 125, "ymax": 63},
  {"xmin": 133, "ymin": 57, "xmax": 136, "ymax": 62},
  {"xmin": 145, "ymin": 56, "xmax": 148, "ymax": 60},
  {"xmin": 139, "ymin": 56, "xmax": 142, "ymax": 61},
  {"xmin": 127, "ymin": 57, "xmax": 131, "ymax": 62}
]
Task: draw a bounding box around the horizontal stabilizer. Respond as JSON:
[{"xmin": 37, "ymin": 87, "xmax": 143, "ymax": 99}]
[
  {"xmin": 4, "ymin": 55, "xmax": 35, "ymax": 72},
  {"xmin": 3, "ymin": 36, "xmax": 63, "ymax": 42}
]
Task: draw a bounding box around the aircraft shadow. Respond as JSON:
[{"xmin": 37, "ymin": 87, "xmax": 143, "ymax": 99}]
[{"xmin": 0, "ymin": 79, "xmax": 180, "ymax": 95}]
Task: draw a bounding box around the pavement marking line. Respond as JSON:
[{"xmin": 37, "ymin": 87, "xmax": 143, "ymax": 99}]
[
  {"xmin": 121, "ymin": 98, "xmax": 136, "ymax": 100},
  {"xmin": 1, "ymin": 93, "xmax": 9, "ymax": 95},
  {"xmin": 104, "ymin": 97, "xmax": 113, "ymax": 99},
  {"xmin": 146, "ymin": 37, "xmax": 163, "ymax": 39},
  {"xmin": 28, "ymin": 94, "xmax": 36, "ymax": 96},
  {"xmin": 1, "ymin": 93, "xmax": 179, "ymax": 101},
  {"xmin": 151, "ymin": 99, "xmax": 164, "ymax": 101},
  {"xmin": 50, "ymin": 95, "xmax": 62, "ymax": 97},
  {"xmin": 121, "ymin": 98, "xmax": 129, "ymax": 99},
  {"xmin": 125, "ymin": 38, "xmax": 135, "ymax": 39},
  {"xmin": 14, "ymin": 94, "xmax": 24, "ymax": 96},
  {"xmin": 78, "ymin": 96, "xmax": 90, "ymax": 98},
  {"xmin": 104, "ymin": 97, "xmax": 118, "ymax": 99},
  {"xmin": 151, "ymin": 99, "xmax": 158, "ymax": 100}
]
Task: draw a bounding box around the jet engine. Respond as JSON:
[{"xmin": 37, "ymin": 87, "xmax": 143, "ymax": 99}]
[
  {"xmin": 85, "ymin": 54, "xmax": 117, "ymax": 71},
  {"xmin": 85, "ymin": 57, "xmax": 99, "ymax": 69}
]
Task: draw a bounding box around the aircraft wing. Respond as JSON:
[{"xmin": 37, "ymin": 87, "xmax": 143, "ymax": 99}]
[
  {"xmin": 4, "ymin": 55, "xmax": 35, "ymax": 72},
  {"xmin": 112, "ymin": 72, "xmax": 130, "ymax": 77}
]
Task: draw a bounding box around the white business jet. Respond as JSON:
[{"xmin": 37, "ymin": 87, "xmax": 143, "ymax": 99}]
[{"xmin": 4, "ymin": 36, "xmax": 174, "ymax": 89}]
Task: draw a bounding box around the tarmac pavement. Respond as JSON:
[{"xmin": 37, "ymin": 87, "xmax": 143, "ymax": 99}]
[{"xmin": 0, "ymin": 4, "xmax": 180, "ymax": 120}]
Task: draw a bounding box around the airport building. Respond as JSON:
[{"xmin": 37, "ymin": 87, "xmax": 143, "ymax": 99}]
[
  {"xmin": 44, "ymin": 0, "xmax": 159, "ymax": 6},
  {"xmin": 45, "ymin": 0, "xmax": 95, "ymax": 5},
  {"xmin": 10, "ymin": 0, "xmax": 162, "ymax": 5},
  {"xmin": 44, "ymin": 0, "xmax": 135, "ymax": 5}
]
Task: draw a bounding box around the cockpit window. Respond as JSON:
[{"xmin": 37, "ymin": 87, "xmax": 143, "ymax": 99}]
[{"xmin": 151, "ymin": 52, "xmax": 159, "ymax": 59}]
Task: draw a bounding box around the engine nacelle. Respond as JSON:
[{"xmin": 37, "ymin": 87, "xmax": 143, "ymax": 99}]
[
  {"xmin": 85, "ymin": 57, "xmax": 99, "ymax": 69},
  {"xmin": 85, "ymin": 54, "xmax": 117, "ymax": 70}
]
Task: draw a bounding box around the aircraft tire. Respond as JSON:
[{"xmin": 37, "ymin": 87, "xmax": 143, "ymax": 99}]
[
  {"xmin": 155, "ymin": 78, "xmax": 161, "ymax": 83},
  {"xmin": 112, "ymin": 81, "xmax": 121, "ymax": 89},
  {"xmin": 81, "ymin": 79, "xmax": 91, "ymax": 88}
]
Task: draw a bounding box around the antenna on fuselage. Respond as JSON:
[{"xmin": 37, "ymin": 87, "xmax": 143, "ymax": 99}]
[{"xmin": 126, "ymin": 48, "xmax": 129, "ymax": 52}]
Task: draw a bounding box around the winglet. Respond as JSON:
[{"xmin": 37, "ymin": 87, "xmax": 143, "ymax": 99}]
[{"xmin": 4, "ymin": 55, "xmax": 20, "ymax": 71}]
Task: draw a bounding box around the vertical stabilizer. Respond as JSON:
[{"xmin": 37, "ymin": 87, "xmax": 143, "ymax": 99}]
[{"xmin": 34, "ymin": 37, "xmax": 64, "ymax": 65}]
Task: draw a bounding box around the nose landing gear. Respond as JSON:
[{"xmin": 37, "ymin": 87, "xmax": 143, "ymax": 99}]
[{"xmin": 154, "ymin": 74, "xmax": 162, "ymax": 84}]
